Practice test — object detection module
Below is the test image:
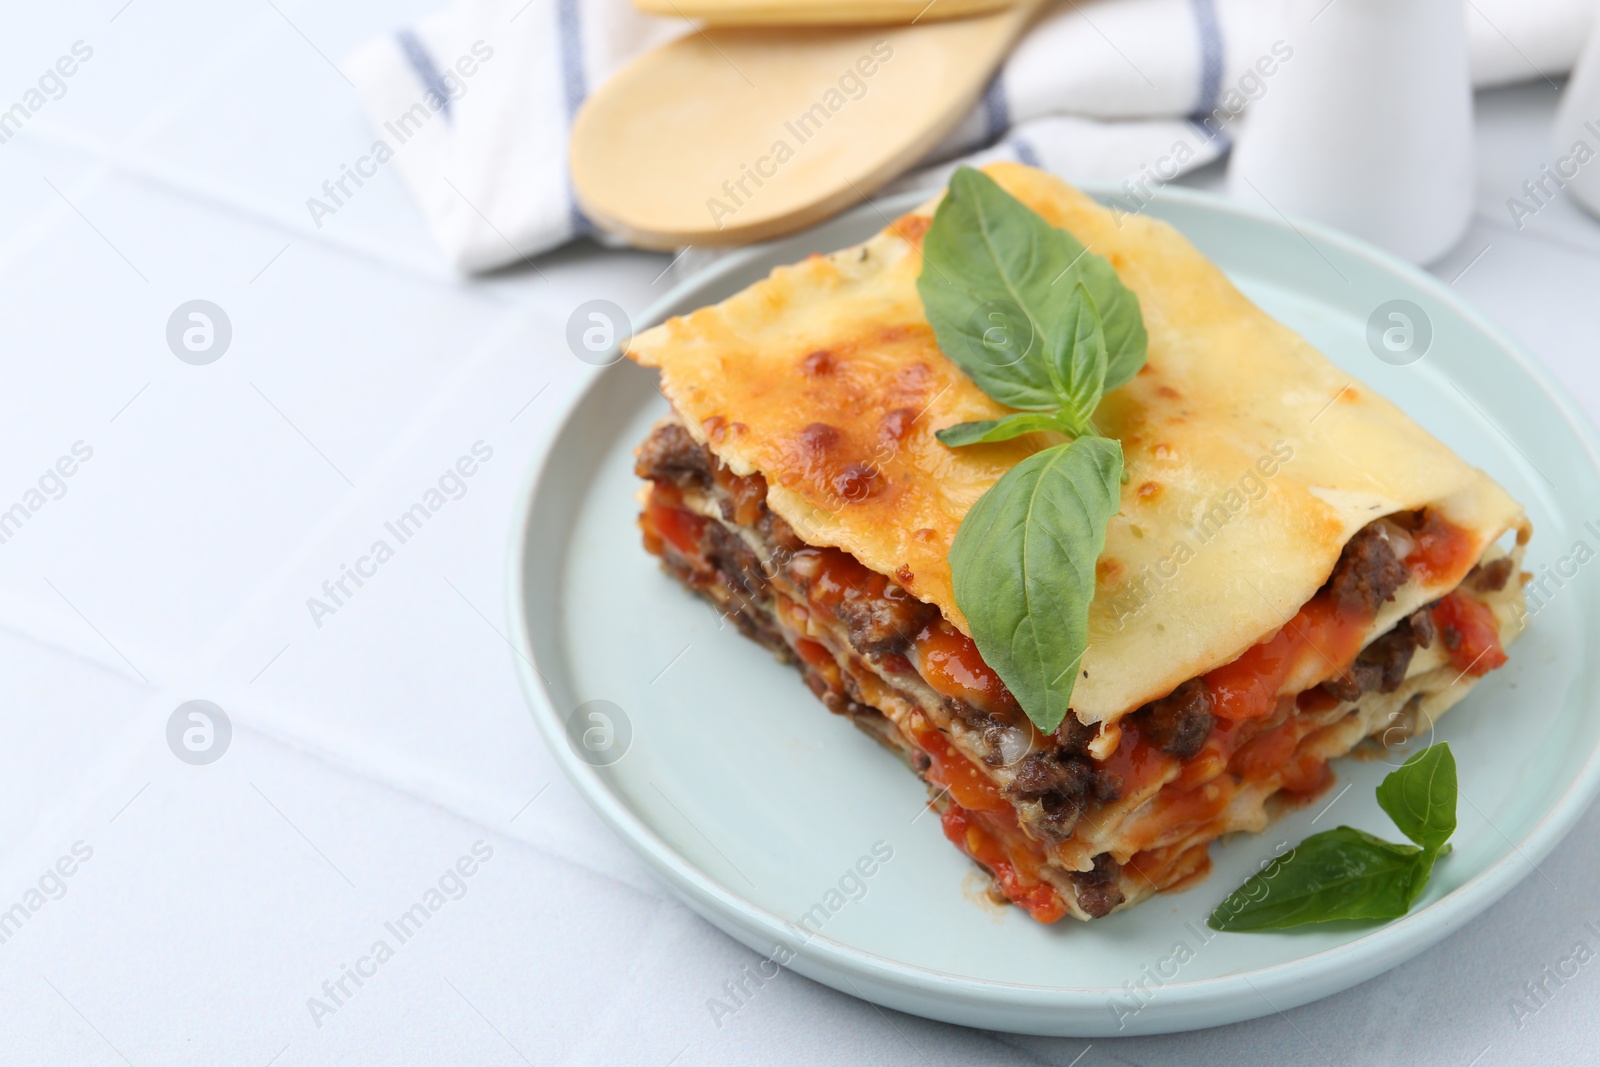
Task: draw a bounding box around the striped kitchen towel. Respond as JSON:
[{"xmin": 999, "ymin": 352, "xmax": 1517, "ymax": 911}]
[{"xmin": 345, "ymin": 0, "xmax": 1597, "ymax": 272}]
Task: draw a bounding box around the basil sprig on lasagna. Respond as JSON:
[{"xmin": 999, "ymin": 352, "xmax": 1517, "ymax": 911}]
[{"xmin": 918, "ymin": 167, "xmax": 1148, "ymax": 734}]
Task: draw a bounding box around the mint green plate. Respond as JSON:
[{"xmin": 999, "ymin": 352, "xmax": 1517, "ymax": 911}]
[{"xmin": 509, "ymin": 187, "xmax": 1600, "ymax": 1036}]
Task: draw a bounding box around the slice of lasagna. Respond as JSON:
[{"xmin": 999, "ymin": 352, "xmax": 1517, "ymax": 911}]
[{"xmin": 625, "ymin": 163, "xmax": 1530, "ymax": 922}]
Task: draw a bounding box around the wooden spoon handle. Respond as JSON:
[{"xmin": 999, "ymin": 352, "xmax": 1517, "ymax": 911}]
[
  {"xmin": 632, "ymin": 0, "xmax": 1018, "ymax": 25},
  {"xmin": 572, "ymin": 0, "xmax": 1046, "ymax": 249}
]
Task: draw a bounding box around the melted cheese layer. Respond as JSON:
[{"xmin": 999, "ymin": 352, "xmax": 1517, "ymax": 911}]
[{"xmin": 627, "ymin": 163, "xmax": 1526, "ymax": 724}]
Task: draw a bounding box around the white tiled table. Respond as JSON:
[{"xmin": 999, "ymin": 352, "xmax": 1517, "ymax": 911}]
[{"xmin": 4, "ymin": 4, "xmax": 1599, "ymax": 1064}]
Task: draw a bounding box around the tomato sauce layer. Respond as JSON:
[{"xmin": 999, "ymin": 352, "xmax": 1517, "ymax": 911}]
[
  {"xmin": 1406, "ymin": 509, "xmax": 1478, "ymax": 585},
  {"xmin": 1433, "ymin": 590, "xmax": 1508, "ymax": 676},
  {"xmin": 643, "ymin": 483, "xmax": 706, "ymax": 557},
  {"xmin": 1204, "ymin": 511, "xmax": 1491, "ymax": 723},
  {"xmin": 1204, "ymin": 595, "xmax": 1367, "ymax": 722},
  {"xmin": 939, "ymin": 805, "xmax": 1068, "ymax": 923},
  {"xmin": 908, "ymin": 716, "xmax": 1068, "ymax": 922}
]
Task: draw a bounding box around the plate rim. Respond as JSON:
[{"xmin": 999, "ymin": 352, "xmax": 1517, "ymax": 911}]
[{"xmin": 506, "ymin": 184, "xmax": 1600, "ymax": 1034}]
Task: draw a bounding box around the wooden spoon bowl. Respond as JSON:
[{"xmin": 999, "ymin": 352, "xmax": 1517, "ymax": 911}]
[
  {"xmin": 570, "ymin": 2, "xmax": 1044, "ymax": 249},
  {"xmin": 631, "ymin": 0, "xmax": 1017, "ymax": 25}
]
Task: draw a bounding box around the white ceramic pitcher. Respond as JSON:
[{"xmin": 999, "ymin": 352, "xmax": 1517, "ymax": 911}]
[
  {"xmin": 1229, "ymin": 0, "xmax": 1475, "ymax": 265},
  {"xmin": 1552, "ymin": 6, "xmax": 1600, "ymax": 220}
]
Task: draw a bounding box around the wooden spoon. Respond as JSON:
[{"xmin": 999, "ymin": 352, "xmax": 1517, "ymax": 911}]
[
  {"xmin": 632, "ymin": 0, "xmax": 1017, "ymax": 25},
  {"xmin": 570, "ymin": 0, "xmax": 1046, "ymax": 250}
]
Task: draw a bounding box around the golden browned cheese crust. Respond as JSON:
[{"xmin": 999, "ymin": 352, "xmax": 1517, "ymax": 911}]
[{"xmin": 627, "ymin": 163, "xmax": 1526, "ymax": 724}]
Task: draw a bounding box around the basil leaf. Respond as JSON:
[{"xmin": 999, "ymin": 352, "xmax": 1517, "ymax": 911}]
[
  {"xmin": 948, "ymin": 436, "xmax": 1123, "ymax": 734},
  {"xmin": 1375, "ymin": 743, "xmax": 1457, "ymax": 853},
  {"xmin": 918, "ymin": 168, "xmax": 1148, "ymax": 412},
  {"xmin": 919, "ymin": 167, "xmax": 1149, "ymax": 734},
  {"xmin": 1211, "ymin": 745, "xmax": 1461, "ymax": 932},
  {"xmin": 1206, "ymin": 827, "xmax": 1429, "ymax": 932},
  {"xmin": 1406, "ymin": 842, "xmax": 1452, "ymax": 907},
  {"xmin": 917, "ymin": 169, "xmax": 1072, "ymax": 410},
  {"xmin": 1052, "ymin": 282, "xmax": 1107, "ymax": 431},
  {"xmin": 1078, "ymin": 251, "xmax": 1147, "ymax": 393},
  {"xmin": 935, "ymin": 412, "xmax": 1071, "ymax": 448}
]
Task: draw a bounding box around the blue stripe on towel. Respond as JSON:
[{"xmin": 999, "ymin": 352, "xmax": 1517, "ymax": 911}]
[
  {"xmin": 395, "ymin": 29, "xmax": 453, "ymax": 123},
  {"xmin": 1012, "ymin": 137, "xmax": 1041, "ymax": 169},
  {"xmin": 1188, "ymin": 114, "xmax": 1231, "ymax": 153},
  {"xmin": 1185, "ymin": 0, "xmax": 1232, "ymax": 152},
  {"xmin": 980, "ymin": 76, "xmax": 1010, "ymax": 147},
  {"xmin": 557, "ymin": 0, "xmax": 594, "ymax": 235},
  {"xmin": 1189, "ymin": 0, "xmax": 1223, "ymax": 115}
]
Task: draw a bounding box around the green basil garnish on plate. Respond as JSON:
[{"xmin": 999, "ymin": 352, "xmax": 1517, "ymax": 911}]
[
  {"xmin": 1208, "ymin": 743, "xmax": 1459, "ymax": 932},
  {"xmin": 1374, "ymin": 735, "xmax": 1459, "ymax": 854},
  {"xmin": 917, "ymin": 166, "xmax": 1147, "ymax": 733}
]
